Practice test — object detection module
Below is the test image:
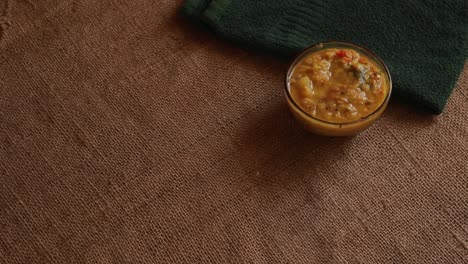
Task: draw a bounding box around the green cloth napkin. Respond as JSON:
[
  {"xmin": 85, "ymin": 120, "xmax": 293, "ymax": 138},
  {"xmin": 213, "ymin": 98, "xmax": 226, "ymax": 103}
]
[{"xmin": 183, "ymin": 0, "xmax": 467, "ymax": 114}]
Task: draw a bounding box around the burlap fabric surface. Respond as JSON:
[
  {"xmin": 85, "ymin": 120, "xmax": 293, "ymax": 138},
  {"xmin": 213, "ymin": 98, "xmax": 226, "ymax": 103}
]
[{"xmin": 0, "ymin": 1, "xmax": 467, "ymax": 263}]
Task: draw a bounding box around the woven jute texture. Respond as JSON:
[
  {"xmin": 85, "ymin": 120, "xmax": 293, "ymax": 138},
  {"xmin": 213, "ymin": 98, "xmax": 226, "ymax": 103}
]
[{"xmin": 0, "ymin": 1, "xmax": 467, "ymax": 263}]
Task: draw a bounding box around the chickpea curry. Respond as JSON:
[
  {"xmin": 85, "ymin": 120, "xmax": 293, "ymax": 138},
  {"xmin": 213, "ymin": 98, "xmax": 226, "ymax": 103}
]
[{"xmin": 289, "ymin": 48, "xmax": 389, "ymax": 123}]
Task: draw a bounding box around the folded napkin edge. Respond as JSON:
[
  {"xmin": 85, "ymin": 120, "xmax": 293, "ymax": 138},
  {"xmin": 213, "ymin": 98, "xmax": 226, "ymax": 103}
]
[
  {"xmin": 182, "ymin": 0, "xmax": 211, "ymax": 18},
  {"xmin": 201, "ymin": 0, "xmax": 232, "ymax": 27}
]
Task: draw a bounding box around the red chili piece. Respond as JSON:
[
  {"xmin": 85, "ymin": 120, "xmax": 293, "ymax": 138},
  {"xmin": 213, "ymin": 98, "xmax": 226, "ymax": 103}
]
[{"xmin": 336, "ymin": 50, "xmax": 347, "ymax": 58}]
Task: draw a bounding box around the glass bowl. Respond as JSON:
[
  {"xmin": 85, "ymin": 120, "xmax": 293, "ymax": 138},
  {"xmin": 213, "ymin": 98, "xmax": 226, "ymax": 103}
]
[{"xmin": 285, "ymin": 41, "xmax": 392, "ymax": 136}]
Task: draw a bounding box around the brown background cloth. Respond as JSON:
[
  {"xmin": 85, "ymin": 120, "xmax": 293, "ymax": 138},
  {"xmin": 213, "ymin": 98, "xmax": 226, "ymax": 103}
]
[{"xmin": 0, "ymin": 0, "xmax": 467, "ymax": 263}]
